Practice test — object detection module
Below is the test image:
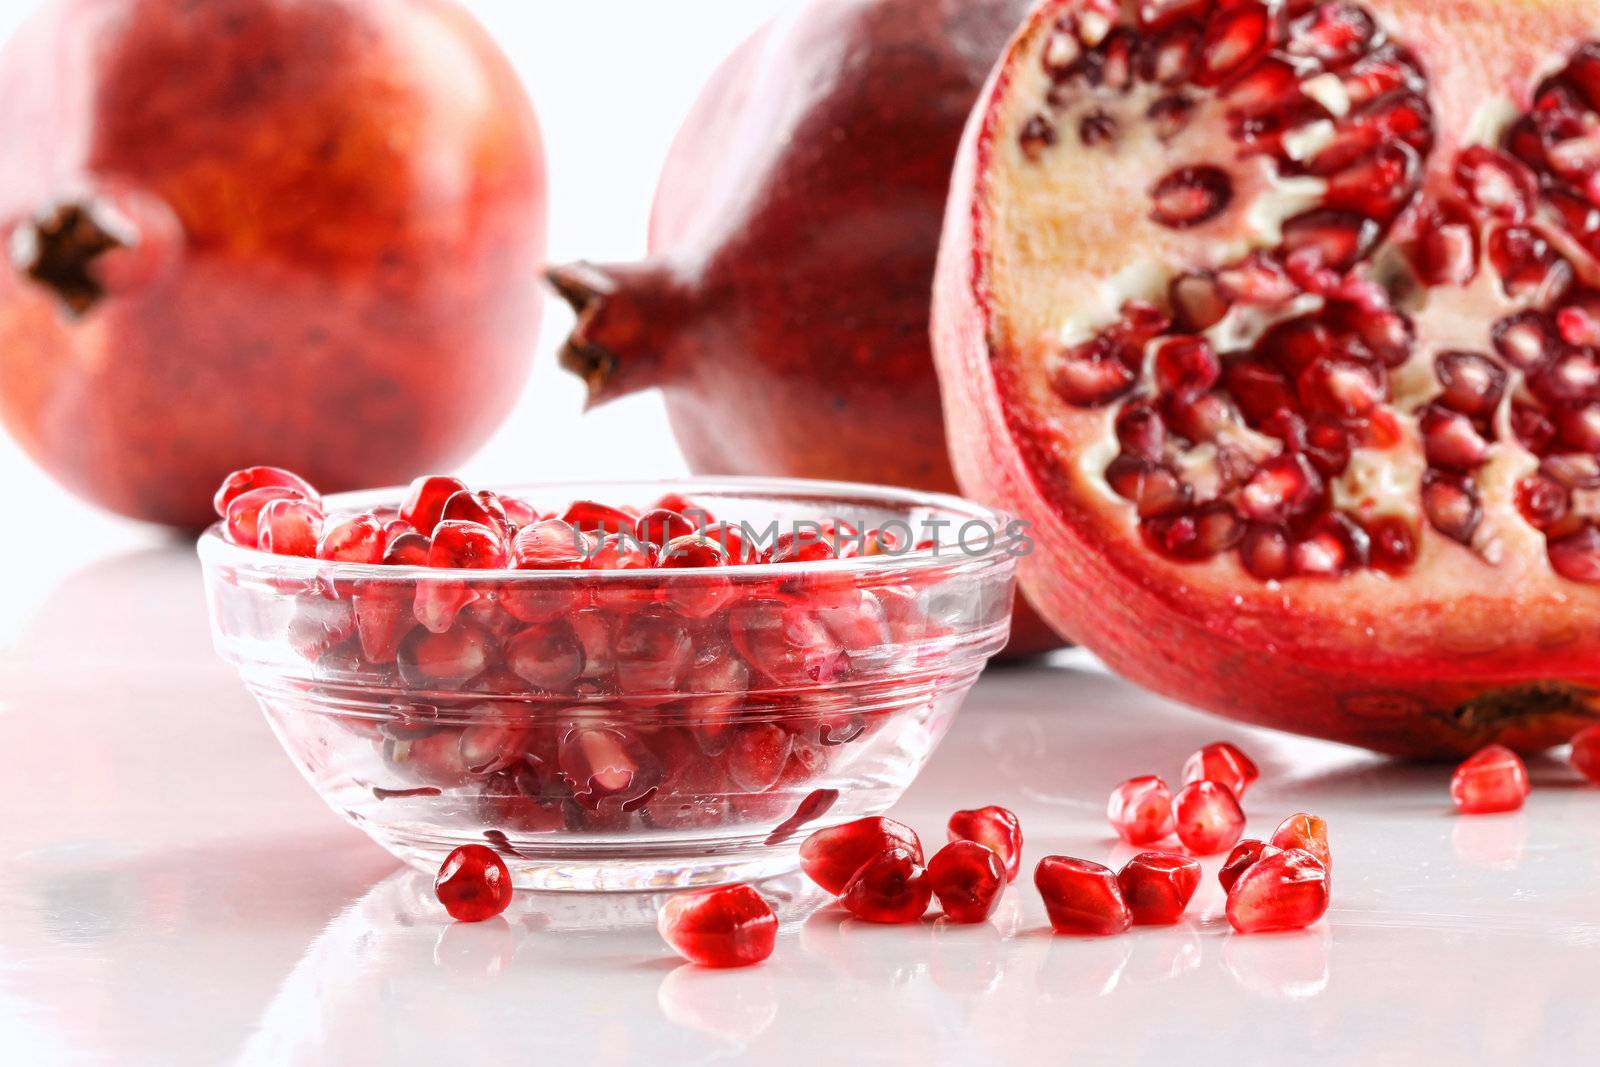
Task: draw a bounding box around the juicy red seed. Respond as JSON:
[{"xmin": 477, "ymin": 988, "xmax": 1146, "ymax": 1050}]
[
  {"xmin": 561, "ymin": 500, "xmax": 637, "ymax": 535},
  {"xmin": 1172, "ymin": 780, "xmax": 1245, "ymax": 855},
  {"xmin": 428, "ymin": 521, "xmax": 509, "ymax": 569},
  {"xmin": 1435, "ymin": 351, "xmax": 1509, "ymax": 418},
  {"xmin": 1225, "ymin": 848, "xmax": 1329, "ymax": 934},
  {"xmin": 224, "ymin": 485, "xmax": 306, "ymax": 548},
  {"xmin": 397, "ymin": 623, "xmax": 492, "ymax": 686},
  {"xmin": 1182, "ymin": 741, "xmax": 1260, "ymax": 797},
  {"xmin": 1286, "ymin": 1, "xmax": 1374, "ymax": 66},
  {"xmin": 504, "ymin": 621, "xmax": 584, "ymax": 690},
  {"xmin": 1451, "ymin": 745, "xmax": 1531, "ymax": 814},
  {"xmin": 1282, "ymin": 210, "xmax": 1379, "ymax": 271},
  {"xmin": 1116, "ymin": 851, "xmax": 1202, "ymax": 925},
  {"xmin": 400, "ymin": 475, "xmax": 468, "ymax": 536},
  {"xmin": 725, "ymin": 723, "xmax": 794, "ymax": 793},
  {"xmin": 1107, "ymin": 775, "xmax": 1176, "ymax": 845},
  {"xmin": 1116, "ymin": 401, "xmax": 1168, "ymax": 459},
  {"xmin": 634, "ymin": 508, "xmax": 697, "ymax": 547},
  {"xmin": 1106, "ymin": 455, "xmax": 1192, "ymax": 518},
  {"xmin": 1051, "ymin": 339, "xmax": 1139, "ymax": 407},
  {"xmin": 1035, "ymin": 856, "xmax": 1132, "ymax": 936},
  {"xmin": 800, "ymin": 817, "xmax": 923, "ymax": 896},
  {"xmin": 1147, "ymin": 95, "xmax": 1193, "ymax": 140},
  {"xmin": 1488, "ymin": 225, "xmax": 1575, "ymax": 304},
  {"xmin": 586, "ymin": 533, "xmax": 654, "ymax": 571},
  {"xmin": 435, "ymin": 844, "xmax": 512, "ymax": 922},
  {"xmin": 1240, "ymin": 524, "xmax": 1292, "ymax": 580},
  {"xmin": 1492, "ymin": 312, "xmax": 1558, "ymax": 371},
  {"xmin": 839, "ymin": 847, "xmax": 933, "ymax": 924},
  {"xmin": 1556, "ymin": 404, "xmax": 1600, "ymax": 452},
  {"xmin": 1145, "ymin": 502, "xmax": 1246, "ymax": 561},
  {"xmin": 1420, "ymin": 405, "xmax": 1491, "ymax": 470},
  {"xmin": 1226, "ymin": 363, "xmax": 1297, "ymax": 424},
  {"xmin": 615, "ymin": 609, "xmax": 694, "ymax": 692},
  {"xmin": 1511, "ymin": 403, "xmax": 1559, "ymax": 454},
  {"xmin": 729, "ymin": 598, "xmax": 847, "ymax": 687},
  {"xmin": 1192, "ymin": 2, "xmax": 1271, "ymax": 87},
  {"xmin": 1368, "ymin": 516, "xmax": 1419, "ymax": 571},
  {"xmin": 257, "ymin": 497, "xmax": 323, "ymax": 557},
  {"xmin": 1240, "ymin": 453, "xmax": 1322, "ymax": 523},
  {"xmin": 317, "ymin": 514, "xmax": 386, "ymax": 563},
  {"xmin": 213, "ymin": 466, "xmax": 319, "ymax": 519},
  {"xmin": 1154, "ymin": 336, "xmax": 1222, "ymax": 403},
  {"xmin": 559, "ymin": 726, "xmax": 661, "ymax": 811},
  {"xmin": 1218, "ymin": 839, "xmax": 1280, "ymax": 892},
  {"xmin": 1325, "ymin": 142, "xmax": 1420, "ymax": 220},
  {"xmin": 1549, "ymin": 524, "xmax": 1600, "ymax": 583},
  {"xmin": 1516, "ymin": 474, "xmax": 1572, "ymax": 532},
  {"xmin": 1571, "ymin": 724, "xmax": 1600, "ymax": 785},
  {"xmin": 1020, "ymin": 113, "xmax": 1058, "ymax": 161},
  {"xmin": 1454, "ymin": 146, "xmax": 1539, "ymax": 221},
  {"xmin": 1150, "ymin": 165, "xmax": 1234, "ymax": 229},
  {"xmin": 1170, "ymin": 273, "xmax": 1229, "ymax": 330},
  {"xmin": 512, "ymin": 519, "xmax": 589, "ymax": 570},
  {"xmin": 657, "ymin": 885, "xmax": 777, "ymax": 968},
  {"xmin": 1422, "ymin": 471, "xmax": 1483, "ymax": 545},
  {"xmin": 767, "ymin": 530, "xmax": 839, "ymax": 564},
  {"xmin": 928, "ymin": 841, "xmax": 1007, "ymax": 924},
  {"xmin": 1270, "ymin": 813, "xmax": 1331, "ymax": 871},
  {"xmin": 1532, "ymin": 349, "xmax": 1600, "ymax": 405},
  {"xmin": 1297, "ymin": 358, "xmax": 1385, "ymax": 419},
  {"xmin": 947, "ymin": 806, "xmax": 1024, "ymax": 883}
]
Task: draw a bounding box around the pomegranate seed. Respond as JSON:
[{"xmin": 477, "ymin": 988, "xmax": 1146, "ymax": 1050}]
[
  {"xmin": 561, "ymin": 500, "xmax": 637, "ymax": 536},
  {"xmin": 1571, "ymin": 725, "xmax": 1600, "ymax": 784},
  {"xmin": 504, "ymin": 621, "xmax": 584, "ymax": 690},
  {"xmin": 1556, "ymin": 404, "xmax": 1600, "ymax": 453},
  {"xmin": 1107, "ymin": 775, "xmax": 1175, "ymax": 845},
  {"xmin": 585, "ymin": 532, "xmax": 655, "ymax": 574},
  {"xmin": 1150, "ymin": 166, "xmax": 1234, "ymax": 229},
  {"xmin": 1287, "ymin": 1, "xmax": 1374, "ymax": 66},
  {"xmin": 397, "ymin": 623, "xmax": 493, "ymax": 687},
  {"xmin": 559, "ymin": 726, "xmax": 661, "ymax": 811},
  {"xmin": 1219, "ymin": 839, "xmax": 1281, "ymax": 892},
  {"xmin": 839, "ymin": 847, "xmax": 933, "ymax": 924},
  {"xmin": 317, "ymin": 514, "xmax": 386, "ymax": 563},
  {"xmin": 1154, "ymin": 336, "xmax": 1221, "ymax": 404},
  {"xmin": 1182, "ymin": 741, "xmax": 1260, "ymax": 797},
  {"xmin": 1451, "ymin": 745, "xmax": 1531, "ymax": 814},
  {"xmin": 1050, "ymin": 337, "xmax": 1138, "ymax": 407},
  {"xmin": 224, "ymin": 485, "xmax": 306, "ymax": 548},
  {"xmin": 1105, "ymin": 456, "xmax": 1192, "ymax": 518},
  {"xmin": 635, "ymin": 507, "xmax": 698, "ymax": 546},
  {"xmin": 1116, "ymin": 851, "xmax": 1201, "ymax": 925},
  {"xmin": 614, "ymin": 609, "xmax": 694, "ymax": 693},
  {"xmin": 1492, "ymin": 312, "xmax": 1558, "ymax": 371},
  {"xmin": 1420, "ymin": 405, "xmax": 1491, "ymax": 470},
  {"xmin": 800, "ymin": 817, "xmax": 923, "ymax": 895},
  {"xmin": 458, "ymin": 724, "xmax": 533, "ymax": 777},
  {"xmin": 1298, "ymin": 358, "xmax": 1385, "ymax": 419},
  {"xmin": 1282, "ymin": 209, "xmax": 1379, "ymax": 271},
  {"xmin": 657, "ymin": 885, "xmax": 777, "ymax": 968},
  {"xmin": 729, "ymin": 598, "xmax": 847, "ymax": 686},
  {"xmin": 1488, "ymin": 225, "xmax": 1574, "ymax": 304},
  {"xmin": 512, "ymin": 519, "xmax": 589, "ymax": 570},
  {"xmin": 1367, "ymin": 516, "xmax": 1419, "ymax": 572},
  {"xmin": 1193, "ymin": 2, "xmax": 1271, "ymax": 87},
  {"xmin": 946, "ymin": 806, "xmax": 1024, "ymax": 883},
  {"xmin": 1454, "ymin": 146, "xmax": 1538, "ymax": 221},
  {"xmin": 440, "ymin": 490, "xmax": 510, "ymax": 538},
  {"xmin": 400, "ymin": 475, "xmax": 468, "ymax": 536},
  {"xmin": 214, "ymin": 466, "xmax": 320, "ymax": 518},
  {"xmin": 1240, "ymin": 524, "xmax": 1292, "ymax": 579},
  {"xmin": 767, "ymin": 530, "xmax": 840, "ymax": 564},
  {"xmin": 1225, "ymin": 848, "xmax": 1329, "ymax": 933},
  {"xmin": 927, "ymin": 841, "xmax": 1007, "ymax": 923},
  {"xmin": 499, "ymin": 496, "xmax": 539, "ymax": 528},
  {"xmin": 1516, "ymin": 473, "xmax": 1572, "ymax": 532},
  {"xmin": 1035, "ymin": 857, "xmax": 1132, "ymax": 936},
  {"xmin": 656, "ymin": 533, "xmax": 734, "ymax": 617},
  {"xmin": 1019, "ymin": 113, "xmax": 1058, "ymax": 161},
  {"xmin": 1240, "ymin": 454, "xmax": 1322, "ymax": 523},
  {"xmin": 725, "ymin": 723, "xmax": 794, "ymax": 793},
  {"xmin": 257, "ymin": 497, "xmax": 323, "ymax": 557},
  {"xmin": 1435, "ymin": 351, "xmax": 1509, "ymax": 418},
  {"xmin": 1422, "ymin": 471, "xmax": 1482, "ymax": 545},
  {"xmin": 1270, "ymin": 813, "xmax": 1331, "ymax": 871},
  {"xmin": 435, "ymin": 844, "xmax": 512, "ymax": 923},
  {"xmin": 702, "ymin": 521, "xmax": 760, "ymax": 563},
  {"xmin": 1173, "ymin": 780, "xmax": 1246, "ymax": 855},
  {"xmin": 1548, "ymin": 525, "xmax": 1600, "ymax": 582},
  {"xmin": 415, "ymin": 521, "xmax": 509, "ymax": 633}
]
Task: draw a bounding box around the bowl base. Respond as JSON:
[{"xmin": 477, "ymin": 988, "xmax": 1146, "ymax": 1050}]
[{"xmin": 379, "ymin": 825, "xmax": 804, "ymax": 892}]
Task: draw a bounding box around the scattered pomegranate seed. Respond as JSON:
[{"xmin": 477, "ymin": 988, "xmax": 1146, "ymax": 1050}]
[
  {"xmin": 1182, "ymin": 741, "xmax": 1260, "ymax": 796},
  {"xmin": 1173, "ymin": 780, "xmax": 1246, "ymax": 855},
  {"xmin": 1225, "ymin": 848, "xmax": 1329, "ymax": 934},
  {"xmin": 800, "ymin": 817, "xmax": 923, "ymax": 895},
  {"xmin": 1571, "ymin": 725, "xmax": 1600, "ymax": 785},
  {"xmin": 400, "ymin": 475, "xmax": 468, "ymax": 536},
  {"xmin": 1035, "ymin": 856, "xmax": 1132, "ymax": 936},
  {"xmin": 657, "ymin": 884, "xmax": 778, "ymax": 968},
  {"xmin": 317, "ymin": 514, "xmax": 386, "ymax": 564},
  {"xmin": 1450, "ymin": 745, "xmax": 1531, "ymax": 814},
  {"xmin": 224, "ymin": 485, "xmax": 306, "ymax": 548},
  {"xmin": 435, "ymin": 844, "xmax": 513, "ymax": 922},
  {"xmin": 1218, "ymin": 839, "xmax": 1280, "ymax": 892},
  {"xmin": 946, "ymin": 806, "xmax": 1024, "ymax": 883},
  {"xmin": 839, "ymin": 846, "xmax": 933, "ymax": 924},
  {"xmin": 257, "ymin": 496, "xmax": 323, "ymax": 557},
  {"xmin": 1116, "ymin": 851, "xmax": 1201, "ymax": 925},
  {"xmin": 927, "ymin": 840, "xmax": 1007, "ymax": 923},
  {"xmin": 1270, "ymin": 813, "xmax": 1331, "ymax": 871},
  {"xmin": 1107, "ymin": 775, "xmax": 1176, "ymax": 844}
]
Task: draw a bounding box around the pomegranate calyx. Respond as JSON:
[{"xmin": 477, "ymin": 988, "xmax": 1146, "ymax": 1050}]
[
  {"xmin": 15, "ymin": 202, "xmax": 126, "ymax": 317},
  {"xmin": 547, "ymin": 261, "xmax": 683, "ymax": 407}
]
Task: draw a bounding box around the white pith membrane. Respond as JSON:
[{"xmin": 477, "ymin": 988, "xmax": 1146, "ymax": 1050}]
[{"xmin": 991, "ymin": 0, "xmax": 1600, "ymax": 585}]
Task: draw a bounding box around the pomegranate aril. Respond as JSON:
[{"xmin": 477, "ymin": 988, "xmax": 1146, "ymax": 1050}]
[
  {"xmin": 1035, "ymin": 856, "xmax": 1132, "ymax": 936},
  {"xmin": 1019, "ymin": 114, "xmax": 1058, "ymax": 162},
  {"xmin": 1146, "ymin": 95, "xmax": 1192, "ymax": 141},
  {"xmin": 1512, "ymin": 403, "xmax": 1559, "ymax": 455},
  {"xmin": 1116, "ymin": 402, "xmax": 1168, "ymax": 459},
  {"xmin": 1367, "ymin": 516, "xmax": 1418, "ymax": 572},
  {"xmin": 1488, "ymin": 226, "xmax": 1574, "ymax": 305},
  {"xmin": 725, "ymin": 723, "xmax": 793, "ymax": 793},
  {"xmin": 1239, "ymin": 453, "xmax": 1322, "ymax": 523},
  {"xmin": 928, "ymin": 841, "xmax": 1006, "ymax": 924},
  {"xmin": 614, "ymin": 609, "xmax": 694, "ymax": 694},
  {"xmin": 435, "ymin": 844, "xmax": 512, "ymax": 923},
  {"xmin": 1183, "ymin": 741, "xmax": 1260, "ymax": 797},
  {"xmin": 1106, "ymin": 456, "xmax": 1192, "ymax": 518},
  {"xmin": 512, "ymin": 519, "xmax": 589, "ymax": 570},
  {"xmin": 1117, "ymin": 851, "xmax": 1201, "ymax": 925},
  {"xmin": 397, "ymin": 623, "xmax": 493, "ymax": 687},
  {"xmin": 1297, "ymin": 357, "xmax": 1385, "ymax": 419},
  {"xmin": 1434, "ymin": 351, "xmax": 1509, "ymax": 419},
  {"xmin": 1492, "ymin": 312, "xmax": 1558, "ymax": 371},
  {"xmin": 1107, "ymin": 775, "xmax": 1176, "ymax": 845},
  {"xmin": 1154, "ymin": 336, "xmax": 1221, "ymax": 403},
  {"xmin": 1548, "ymin": 524, "xmax": 1600, "ymax": 583},
  {"xmin": 1516, "ymin": 473, "xmax": 1572, "ymax": 532},
  {"xmin": 400, "ymin": 475, "xmax": 468, "ymax": 536},
  {"xmin": 585, "ymin": 532, "xmax": 655, "ymax": 572},
  {"xmin": 947, "ymin": 806, "xmax": 1024, "ymax": 883},
  {"xmin": 214, "ymin": 466, "xmax": 320, "ymax": 518},
  {"xmin": 561, "ymin": 500, "xmax": 637, "ymax": 536},
  {"xmin": 767, "ymin": 530, "xmax": 840, "ymax": 564},
  {"xmin": 1219, "ymin": 839, "xmax": 1280, "ymax": 892},
  {"xmin": 1050, "ymin": 338, "xmax": 1138, "ymax": 407},
  {"xmin": 800, "ymin": 817, "xmax": 923, "ymax": 896},
  {"xmin": 1451, "ymin": 744, "xmax": 1531, "ymax": 814},
  {"xmin": 225, "ymin": 486, "xmax": 306, "ymax": 548},
  {"xmin": 1145, "ymin": 502, "xmax": 1245, "ymax": 561},
  {"xmin": 317, "ymin": 514, "xmax": 386, "ymax": 564},
  {"xmin": 458, "ymin": 724, "xmax": 533, "ymax": 777},
  {"xmin": 657, "ymin": 885, "xmax": 777, "ymax": 968},
  {"xmin": 415, "ymin": 521, "xmax": 509, "ymax": 633},
  {"xmin": 1171, "ymin": 273, "xmax": 1229, "ymax": 331},
  {"xmin": 559, "ymin": 726, "xmax": 661, "ymax": 811},
  {"xmin": 1281, "ymin": 209, "xmax": 1379, "ymax": 271},
  {"xmin": 1225, "ymin": 848, "xmax": 1329, "ymax": 933},
  {"xmin": 730, "ymin": 598, "xmax": 847, "ymax": 687},
  {"xmin": 1454, "ymin": 146, "xmax": 1538, "ymax": 221},
  {"xmin": 440, "ymin": 490, "xmax": 510, "ymax": 537},
  {"xmin": 1571, "ymin": 724, "xmax": 1600, "ymax": 784},
  {"xmin": 1270, "ymin": 813, "xmax": 1331, "ymax": 871},
  {"xmin": 257, "ymin": 497, "xmax": 323, "ymax": 557},
  {"xmin": 1173, "ymin": 780, "xmax": 1245, "ymax": 855},
  {"xmin": 1555, "ymin": 404, "xmax": 1600, "ymax": 453},
  {"xmin": 1192, "ymin": 2, "xmax": 1270, "ymax": 87},
  {"xmin": 1150, "ymin": 165, "xmax": 1234, "ymax": 229},
  {"xmin": 1325, "ymin": 142, "xmax": 1420, "ymax": 221},
  {"xmin": 504, "ymin": 621, "xmax": 584, "ymax": 690},
  {"xmin": 1422, "ymin": 472, "xmax": 1483, "ymax": 545},
  {"xmin": 840, "ymin": 846, "xmax": 932, "ymax": 924},
  {"xmin": 1139, "ymin": 22, "xmax": 1201, "ymax": 86},
  {"xmin": 1286, "ymin": 1, "xmax": 1374, "ymax": 67},
  {"xmin": 1241, "ymin": 524, "xmax": 1292, "ymax": 580},
  {"xmin": 1420, "ymin": 405, "xmax": 1491, "ymax": 470},
  {"xmin": 1532, "ymin": 349, "xmax": 1600, "ymax": 405}
]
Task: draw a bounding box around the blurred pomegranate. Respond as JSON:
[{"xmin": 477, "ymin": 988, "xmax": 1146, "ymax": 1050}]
[
  {"xmin": 0, "ymin": 0, "xmax": 547, "ymax": 527},
  {"xmin": 548, "ymin": 0, "xmax": 1064, "ymax": 656}
]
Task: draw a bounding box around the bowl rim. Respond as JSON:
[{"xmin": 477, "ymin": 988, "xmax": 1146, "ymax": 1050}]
[{"xmin": 198, "ymin": 475, "xmax": 1024, "ymax": 582}]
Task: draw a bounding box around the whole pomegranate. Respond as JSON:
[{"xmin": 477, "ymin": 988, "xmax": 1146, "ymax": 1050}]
[
  {"xmin": 548, "ymin": 0, "xmax": 1065, "ymax": 657},
  {"xmin": 0, "ymin": 0, "xmax": 547, "ymax": 528},
  {"xmin": 933, "ymin": 0, "xmax": 1600, "ymax": 754}
]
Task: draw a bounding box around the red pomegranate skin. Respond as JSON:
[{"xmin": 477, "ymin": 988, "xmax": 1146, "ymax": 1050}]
[
  {"xmin": 0, "ymin": 0, "xmax": 547, "ymax": 528},
  {"xmin": 932, "ymin": 0, "xmax": 1600, "ymax": 756},
  {"xmin": 548, "ymin": 0, "xmax": 1064, "ymax": 657}
]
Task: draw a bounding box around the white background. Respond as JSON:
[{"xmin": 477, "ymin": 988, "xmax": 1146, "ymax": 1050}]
[{"xmin": 0, "ymin": 0, "xmax": 794, "ymax": 639}]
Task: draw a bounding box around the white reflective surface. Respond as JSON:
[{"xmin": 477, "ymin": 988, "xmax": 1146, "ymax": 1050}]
[{"xmin": 2, "ymin": 547, "xmax": 1597, "ymax": 1065}]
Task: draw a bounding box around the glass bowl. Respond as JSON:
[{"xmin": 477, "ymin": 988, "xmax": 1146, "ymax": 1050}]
[{"xmin": 199, "ymin": 478, "xmax": 1019, "ymax": 891}]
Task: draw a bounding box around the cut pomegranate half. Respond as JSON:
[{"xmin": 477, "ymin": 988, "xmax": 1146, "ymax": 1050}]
[{"xmin": 933, "ymin": 0, "xmax": 1600, "ymax": 755}]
